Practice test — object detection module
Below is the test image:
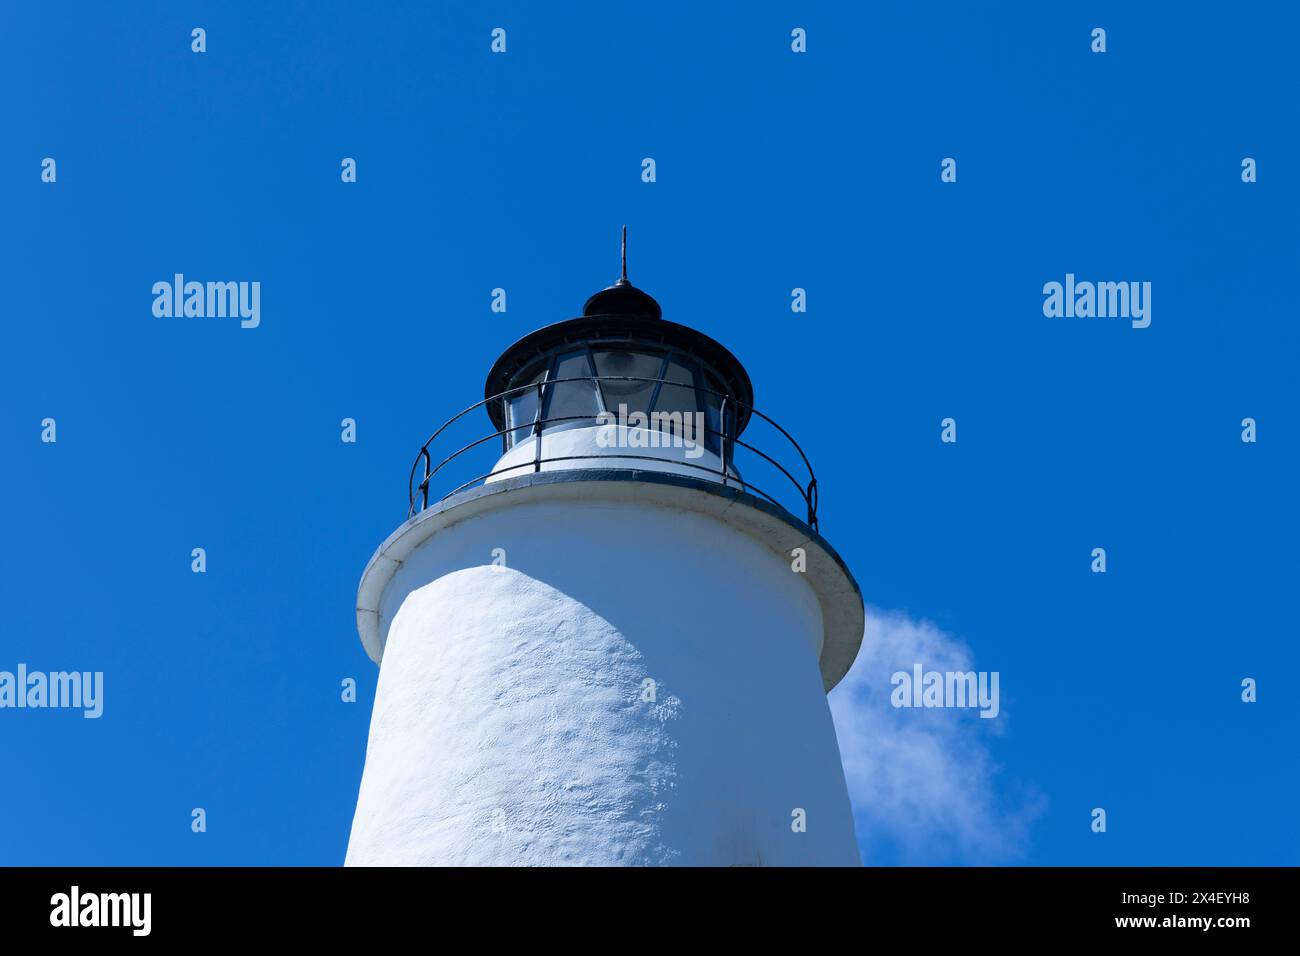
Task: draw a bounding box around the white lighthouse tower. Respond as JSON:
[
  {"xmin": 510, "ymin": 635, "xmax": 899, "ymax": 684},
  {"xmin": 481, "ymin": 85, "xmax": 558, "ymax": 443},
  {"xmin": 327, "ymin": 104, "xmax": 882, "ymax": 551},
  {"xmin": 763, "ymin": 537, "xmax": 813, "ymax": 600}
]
[{"xmin": 347, "ymin": 232, "xmax": 865, "ymax": 866}]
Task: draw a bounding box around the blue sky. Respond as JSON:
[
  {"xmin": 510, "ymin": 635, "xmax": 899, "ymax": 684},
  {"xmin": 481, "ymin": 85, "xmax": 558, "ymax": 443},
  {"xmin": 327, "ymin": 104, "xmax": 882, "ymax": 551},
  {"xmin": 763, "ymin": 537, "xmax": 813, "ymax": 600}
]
[{"xmin": 2, "ymin": 1, "xmax": 1296, "ymax": 865}]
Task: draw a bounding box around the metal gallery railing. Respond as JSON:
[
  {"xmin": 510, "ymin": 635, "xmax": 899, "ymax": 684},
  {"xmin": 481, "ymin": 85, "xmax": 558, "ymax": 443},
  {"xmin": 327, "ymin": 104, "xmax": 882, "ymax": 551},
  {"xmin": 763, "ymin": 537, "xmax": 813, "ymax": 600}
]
[{"xmin": 407, "ymin": 376, "xmax": 820, "ymax": 531}]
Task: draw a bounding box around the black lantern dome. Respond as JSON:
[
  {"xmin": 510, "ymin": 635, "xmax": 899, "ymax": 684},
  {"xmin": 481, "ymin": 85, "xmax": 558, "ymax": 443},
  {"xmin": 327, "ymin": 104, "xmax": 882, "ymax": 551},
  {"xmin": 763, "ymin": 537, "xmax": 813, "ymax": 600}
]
[
  {"xmin": 579, "ymin": 252, "xmax": 662, "ymax": 319},
  {"xmin": 484, "ymin": 229, "xmax": 754, "ymax": 452}
]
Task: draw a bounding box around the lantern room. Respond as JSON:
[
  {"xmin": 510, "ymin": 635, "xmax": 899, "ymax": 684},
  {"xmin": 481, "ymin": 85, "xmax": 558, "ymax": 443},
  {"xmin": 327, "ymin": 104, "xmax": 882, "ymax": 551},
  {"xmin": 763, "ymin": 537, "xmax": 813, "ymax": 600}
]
[{"xmin": 482, "ymin": 234, "xmax": 754, "ymax": 482}]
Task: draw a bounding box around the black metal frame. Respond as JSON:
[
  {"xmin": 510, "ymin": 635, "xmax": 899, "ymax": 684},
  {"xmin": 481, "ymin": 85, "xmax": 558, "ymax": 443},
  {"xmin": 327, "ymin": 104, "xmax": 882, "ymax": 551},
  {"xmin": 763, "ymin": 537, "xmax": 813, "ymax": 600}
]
[{"xmin": 408, "ymin": 375, "xmax": 820, "ymax": 531}]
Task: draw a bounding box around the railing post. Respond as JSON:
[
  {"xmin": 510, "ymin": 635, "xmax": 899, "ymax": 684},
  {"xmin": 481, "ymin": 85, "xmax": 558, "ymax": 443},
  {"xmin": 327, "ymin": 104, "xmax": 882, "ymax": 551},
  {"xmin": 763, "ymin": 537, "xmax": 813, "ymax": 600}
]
[
  {"xmin": 421, "ymin": 448, "xmax": 430, "ymax": 512},
  {"xmin": 533, "ymin": 381, "xmax": 544, "ymax": 473},
  {"xmin": 719, "ymin": 397, "xmax": 729, "ymax": 487}
]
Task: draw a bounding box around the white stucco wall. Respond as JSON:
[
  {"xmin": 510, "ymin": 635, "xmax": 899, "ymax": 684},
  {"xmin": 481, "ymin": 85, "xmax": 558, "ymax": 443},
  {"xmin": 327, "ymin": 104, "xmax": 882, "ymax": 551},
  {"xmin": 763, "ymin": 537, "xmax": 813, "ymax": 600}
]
[{"xmin": 346, "ymin": 497, "xmax": 860, "ymax": 866}]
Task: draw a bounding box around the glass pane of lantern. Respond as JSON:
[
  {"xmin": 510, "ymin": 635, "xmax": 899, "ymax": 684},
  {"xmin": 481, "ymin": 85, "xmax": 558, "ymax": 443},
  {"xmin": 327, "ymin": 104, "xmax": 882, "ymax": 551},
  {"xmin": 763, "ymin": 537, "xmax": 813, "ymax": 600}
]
[
  {"xmin": 592, "ymin": 349, "xmax": 662, "ymax": 415},
  {"xmin": 652, "ymin": 355, "xmax": 701, "ymax": 444},
  {"xmin": 543, "ymin": 350, "xmax": 600, "ymax": 429},
  {"xmin": 505, "ymin": 374, "xmax": 541, "ymax": 448}
]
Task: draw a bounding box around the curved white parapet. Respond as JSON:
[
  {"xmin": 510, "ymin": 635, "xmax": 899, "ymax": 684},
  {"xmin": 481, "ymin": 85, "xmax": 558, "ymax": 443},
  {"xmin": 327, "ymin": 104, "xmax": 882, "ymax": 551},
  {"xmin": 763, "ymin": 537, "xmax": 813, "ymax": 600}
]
[
  {"xmin": 346, "ymin": 492, "xmax": 861, "ymax": 866},
  {"xmin": 357, "ymin": 473, "xmax": 863, "ymax": 691},
  {"xmin": 486, "ymin": 424, "xmax": 740, "ymax": 485}
]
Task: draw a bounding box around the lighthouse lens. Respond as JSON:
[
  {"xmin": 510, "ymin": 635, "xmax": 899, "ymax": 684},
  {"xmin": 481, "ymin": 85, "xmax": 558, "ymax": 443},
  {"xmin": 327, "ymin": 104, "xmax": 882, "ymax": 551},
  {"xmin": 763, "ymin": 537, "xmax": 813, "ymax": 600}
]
[{"xmin": 593, "ymin": 350, "xmax": 662, "ymax": 409}]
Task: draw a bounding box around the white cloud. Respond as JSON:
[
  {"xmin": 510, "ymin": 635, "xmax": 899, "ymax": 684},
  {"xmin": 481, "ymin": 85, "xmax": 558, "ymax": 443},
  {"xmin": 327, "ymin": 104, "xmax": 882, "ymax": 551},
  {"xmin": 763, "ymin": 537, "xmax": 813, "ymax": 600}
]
[{"xmin": 829, "ymin": 608, "xmax": 1043, "ymax": 864}]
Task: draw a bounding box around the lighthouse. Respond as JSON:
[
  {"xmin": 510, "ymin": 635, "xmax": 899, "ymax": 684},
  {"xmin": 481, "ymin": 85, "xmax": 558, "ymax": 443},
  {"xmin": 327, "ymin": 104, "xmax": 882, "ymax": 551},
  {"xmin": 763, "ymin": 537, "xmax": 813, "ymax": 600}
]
[{"xmin": 346, "ymin": 231, "xmax": 865, "ymax": 866}]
